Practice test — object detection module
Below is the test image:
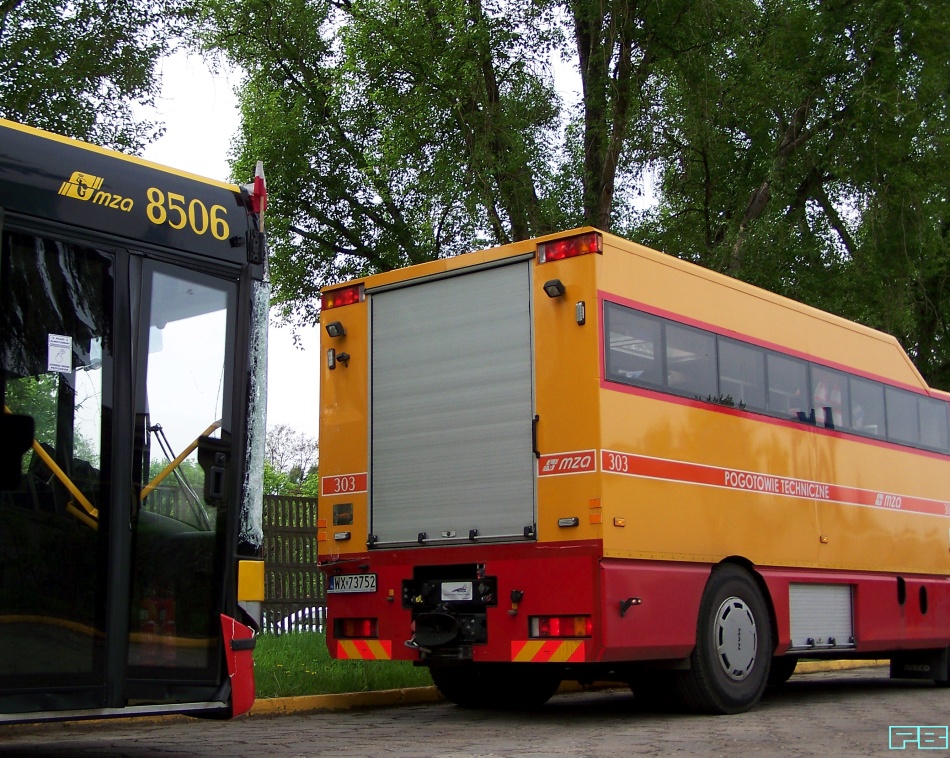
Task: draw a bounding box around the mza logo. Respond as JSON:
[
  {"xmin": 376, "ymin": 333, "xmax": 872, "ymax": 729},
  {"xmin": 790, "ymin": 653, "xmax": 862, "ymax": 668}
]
[
  {"xmin": 538, "ymin": 450, "xmax": 597, "ymax": 477},
  {"xmin": 59, "ymin": 171, "xmax": 133, "ymax": 212}
]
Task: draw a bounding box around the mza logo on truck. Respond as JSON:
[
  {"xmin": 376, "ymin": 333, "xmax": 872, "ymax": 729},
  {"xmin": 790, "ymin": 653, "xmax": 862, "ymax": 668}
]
[{"xmin": 318, "ymin": 228, "xmax": 950, "ymax": 714}]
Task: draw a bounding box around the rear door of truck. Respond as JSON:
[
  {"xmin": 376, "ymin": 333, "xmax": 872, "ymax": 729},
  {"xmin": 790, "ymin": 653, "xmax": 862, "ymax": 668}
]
[{"xmin": 368, "ymin": 259, "xmax": 536, "ymax": 546}]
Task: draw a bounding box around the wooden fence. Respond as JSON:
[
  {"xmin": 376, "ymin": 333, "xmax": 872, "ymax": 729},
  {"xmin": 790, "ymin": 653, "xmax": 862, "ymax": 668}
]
[{"xmin": 261, "ymin": 494, "xmax": 324, "ymax": 634}]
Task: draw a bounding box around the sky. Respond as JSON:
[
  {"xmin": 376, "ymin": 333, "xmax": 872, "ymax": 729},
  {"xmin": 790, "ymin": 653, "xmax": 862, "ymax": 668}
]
[{"xmin": 138, "ymin": 51, "xmax": 322, "ymax": 439}]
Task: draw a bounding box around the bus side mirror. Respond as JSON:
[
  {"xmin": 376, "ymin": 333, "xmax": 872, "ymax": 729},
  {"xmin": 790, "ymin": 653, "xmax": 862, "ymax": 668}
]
[{"xmin": 0, "ymin": 413, "xmax": 34, "ymax": 491}]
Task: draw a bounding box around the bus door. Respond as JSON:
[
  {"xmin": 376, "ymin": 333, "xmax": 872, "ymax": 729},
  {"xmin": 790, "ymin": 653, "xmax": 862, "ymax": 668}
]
[
  {"xmin": 0, "ymin": 229, "xmax": 115, "ymax": 713},
  {"xmin": 126, "ymin": 259, "xmax": 238, "ymax": 704},
  {"xmin": 0, "ymin": 230, "xmax": 243, "ymax": 714}
]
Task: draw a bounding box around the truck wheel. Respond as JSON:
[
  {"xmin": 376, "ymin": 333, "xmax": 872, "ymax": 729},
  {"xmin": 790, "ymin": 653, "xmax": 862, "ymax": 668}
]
[
  {"xmin": 674, "ymin": 565, "xmax": 772, "ymax": 714},
  {"xmin": 429, "ymin": 664, "xmax": 560, "ymax": 709}
]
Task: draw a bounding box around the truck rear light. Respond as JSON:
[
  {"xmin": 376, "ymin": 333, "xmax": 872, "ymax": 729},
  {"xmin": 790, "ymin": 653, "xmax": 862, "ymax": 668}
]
[
  {"xmin": 530, "ymin": 615, "xmax": 593, "ymax": 638},
  {"xmin": 537, "ymin": 232, "xmax": 602, "ymax": 263},
  {"xmin": 335, "ymin": 617, "xmax": 378, "ymax": 638},
  {"xmin": 321, "ymin": 283, "xmax": 365, "ymax": 310}
]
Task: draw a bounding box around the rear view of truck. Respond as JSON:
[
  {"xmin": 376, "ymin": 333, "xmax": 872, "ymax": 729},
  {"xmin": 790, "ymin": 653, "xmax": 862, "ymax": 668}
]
[{"xmin": 318, "ymin": 230, "xmax": 607, "ymax": 708}]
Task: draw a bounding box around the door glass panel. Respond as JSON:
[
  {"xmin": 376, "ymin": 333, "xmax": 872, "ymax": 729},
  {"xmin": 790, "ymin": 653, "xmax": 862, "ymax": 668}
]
[
  {"xmin": 129, "ymin": 263, "xmax": 234, "ymax": 680},
  {"xmin": 0, "ymin": 231, "xmax": 113, "ymax": 695}
]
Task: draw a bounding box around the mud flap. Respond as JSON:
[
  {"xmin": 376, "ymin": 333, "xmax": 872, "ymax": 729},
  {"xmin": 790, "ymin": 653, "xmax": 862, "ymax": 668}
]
[
  {"xmin": 890, "ymin": 648, "xmax": 950, "ymax": 683},
  {"xmin": 221, "ymin": 613, "xmax": 256, "ymax": 717}
]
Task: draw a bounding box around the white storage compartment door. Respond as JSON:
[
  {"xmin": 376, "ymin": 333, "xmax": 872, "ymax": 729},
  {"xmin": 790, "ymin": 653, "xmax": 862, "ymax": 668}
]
[{"xmin": 370, "ymin": 262, "xmax": 535, "ymax": 546}]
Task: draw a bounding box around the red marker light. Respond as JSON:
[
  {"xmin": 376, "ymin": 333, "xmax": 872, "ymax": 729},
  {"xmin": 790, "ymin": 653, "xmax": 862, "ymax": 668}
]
[
  {"xmin": 537, "ymin": 232, "xmax": 603, "ymax": 263},
  {"xmin": 321, "ymin": 284, "xmax": 365, "ymax": 310},
  {"xmin": 530, "ymin": 615, "xmax": 593, "ymax": 638},
  {"xmin": 336, "ymin": 617, "xmax": 378, "ymax": 638},
  {"xmin": 248, "ymin": 161, "xmax": 267, "ymax": 223}
]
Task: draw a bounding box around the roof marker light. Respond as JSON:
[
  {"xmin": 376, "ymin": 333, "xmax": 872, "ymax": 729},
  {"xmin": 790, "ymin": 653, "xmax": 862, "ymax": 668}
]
[
  {"xmin": 537, "ymin": 231, "xmax": 603, "ymax": 263},
  {"xmin": 321, "ymin": 284, "xmax": 365, "ymax": 310}
]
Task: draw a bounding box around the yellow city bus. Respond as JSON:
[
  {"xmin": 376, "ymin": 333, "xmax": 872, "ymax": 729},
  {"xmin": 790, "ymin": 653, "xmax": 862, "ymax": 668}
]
[
  {"xmin": 0, "ymin": 119, "xmax": 267, "ymax": 723},
  {"xmin": 317, "ymin": 227, "xmax": 950, "ymax": 713}
]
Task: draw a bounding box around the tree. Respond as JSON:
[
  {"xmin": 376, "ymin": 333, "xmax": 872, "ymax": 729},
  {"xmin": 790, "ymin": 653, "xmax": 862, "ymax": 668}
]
[
  {"xmin": 0, "ymin": 0, "xmax": 184, "ymax": 151},
  {"xmin": 188, "ymin": 0, "xmax": 755, "ymax": 319},
  {"xmin": 192, "ymin": 0, "xmax": 950, "ymax": 387},
  {"xmin": 264, "ymin": 424, "xmax": 318, "ymax": 495},
  {"xmin": 634, "ymin": 0, "xmax": 950, "ymax": 386}
]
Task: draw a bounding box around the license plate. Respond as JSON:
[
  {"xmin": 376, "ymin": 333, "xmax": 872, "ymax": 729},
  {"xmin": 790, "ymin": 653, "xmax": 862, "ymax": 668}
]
[{"xmin": 328, "ymin": 573, "xmax": 377, "ymax": 594}]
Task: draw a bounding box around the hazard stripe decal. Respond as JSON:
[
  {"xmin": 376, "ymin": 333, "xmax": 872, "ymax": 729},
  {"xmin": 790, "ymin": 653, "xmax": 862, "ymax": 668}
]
[
  {"xmin": 511, "ymin": 640, "xmax": 585, "ymax": 663},
  {"xmin": 601, "ymin": 450, "xmax": 950, "ymax": 519},
  {"xmin": 336, "ymin": 640, "xmax": 393, "ymax": 660}
]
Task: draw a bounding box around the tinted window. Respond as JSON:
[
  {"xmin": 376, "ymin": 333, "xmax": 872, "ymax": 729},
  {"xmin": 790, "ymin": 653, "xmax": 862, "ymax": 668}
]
[
  {"xmin": 767, "ymin": 353, "xmax": 810, "ymax": 420},
  {"xmin": 850, "ymin": 377, "xmax": 886, "ymax": 438},
  {"xmin": 601, "ymin": 301, "xmax": 950, "ymax": 455},
  {"xmin": 666, "ymin": 323, "xmax": 717, "ymax": 399},
  {"xmin": 811, "ymin": 366, "xmax": 850, "ymax": 429},
  {"xmin": 604, "ymin": 304, "xmax": 663, "ymax": 387},
  {"xmin": 886, "ymin": 387, "xmax": 920, "ymax": 445},
  {"xmin": 718, "ymin": 338, "xmax": 766, "ymax": 411},
  {"xmin": 919, "ymin": 397, "xmax": 949, "ymax": 452}
]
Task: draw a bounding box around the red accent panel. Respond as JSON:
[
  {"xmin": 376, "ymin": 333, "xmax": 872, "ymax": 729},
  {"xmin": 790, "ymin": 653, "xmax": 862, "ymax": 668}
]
[
  {"xmin": 321, "ymin": 472, "xmax": 368, "ymax": 497},
  {"xmin": 220, "ymin": 614, "xmax": 256, "ymax": 717},
  {"xmin": 599, "ymin": 559, "xmax": 710, "ymax": 661},
  {"xmin": 760, "ymin": 568, "xmax": 950, "ymax": 653},
  {"xmin": 323, "ymin": 541, "xmax": 603, "ymax": 662}
]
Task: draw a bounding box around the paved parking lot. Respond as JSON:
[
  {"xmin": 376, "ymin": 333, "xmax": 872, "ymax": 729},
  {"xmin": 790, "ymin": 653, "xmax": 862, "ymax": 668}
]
[{"xmin": 0, "ymin": 666, "xmax": 945, "ymax": 757}]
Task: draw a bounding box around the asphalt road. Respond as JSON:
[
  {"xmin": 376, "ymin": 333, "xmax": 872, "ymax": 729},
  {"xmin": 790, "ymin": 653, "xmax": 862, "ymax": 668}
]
[{"xmin": 0, "ymin": 666, "xmax": 946, "ymax": 757}]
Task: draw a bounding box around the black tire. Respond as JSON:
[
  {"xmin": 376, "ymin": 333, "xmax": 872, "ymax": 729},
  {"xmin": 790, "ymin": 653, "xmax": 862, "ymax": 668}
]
[
  {"xmin": 673, "ymin": 565, "xmax": 772, "ymax": 714},
  {"xmin": 429, "ymin": 663, "xmax": 561, "ymax": 709},
  {"xmin": 767, "ymin": 655, "xmax": 798, "ymax": 687}
]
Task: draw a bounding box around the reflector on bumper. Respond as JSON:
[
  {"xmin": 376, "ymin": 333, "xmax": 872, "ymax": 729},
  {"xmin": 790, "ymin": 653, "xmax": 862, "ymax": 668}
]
[
  {"xmin": 336, "ymin": 640, "xmax": 393, "ymax": 660},
  {"xmin": 511, "ymin": 640, "xmax": 585, "ymax": 663}
]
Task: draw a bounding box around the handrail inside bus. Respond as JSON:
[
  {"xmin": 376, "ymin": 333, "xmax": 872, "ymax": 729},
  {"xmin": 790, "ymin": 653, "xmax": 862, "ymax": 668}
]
[
  {"xmin": 140, "ymin": 420, "xmax": 222, "ymax": 500},
  {"xmin": 3, "ymin": 405, "xmax": 99, "ymax": 523}
]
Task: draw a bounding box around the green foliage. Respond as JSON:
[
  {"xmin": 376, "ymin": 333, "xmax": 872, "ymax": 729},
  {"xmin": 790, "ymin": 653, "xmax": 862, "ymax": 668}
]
[
  {"xmin": 263, "ymin": 424, "xmax": 318, "ymax": 496},
  {"xmin": 0, "ymin": 0, "xmax": 185, "ymax": 151},
  {"xmin": 4, "ymin": 374, "xmax": 57, "ymax": 444},
  {"xmin": 189, "ymin": 0, "xmax": 567, "ymax": 322},
  {"xmin": 254, "ymin": 630, "xmax": 432, "ymax": 698},
  {"xmin": 147, "ymin": 457, "xmax": 204, "ymax": 490},
  {"xmin": 633, "ymin": 0, "xmax": 950, "ymax": 387},
  {"xmin": 189, "ymin": 0, "xmax": 950, "ymax": 387}
]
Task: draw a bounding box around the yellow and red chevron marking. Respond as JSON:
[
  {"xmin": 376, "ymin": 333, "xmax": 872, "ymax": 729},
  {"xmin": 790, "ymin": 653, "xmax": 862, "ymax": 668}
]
[
  {"xmin": 336, "ymin": 640, "xmax": 393, "ymax": 660},
  {"xmin": 511, "ymin": 640, "xmax": 585, "ymax": 663}
]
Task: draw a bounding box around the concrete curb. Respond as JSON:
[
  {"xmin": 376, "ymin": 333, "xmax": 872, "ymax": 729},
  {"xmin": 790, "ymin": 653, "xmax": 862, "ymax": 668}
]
[
  {"xmin": 249, "ymin": 686, "xmax": 444, "ymax": 716},
  {"xmin": 246, "ymin": 659, "xmax": 890, "ymax": 716}
]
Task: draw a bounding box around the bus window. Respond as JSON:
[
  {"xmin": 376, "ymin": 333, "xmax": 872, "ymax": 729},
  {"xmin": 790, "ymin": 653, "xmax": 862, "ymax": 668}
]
[
  {"xmin": 886, "ymin": 386, "xmax": 920, "ymax": 446},
  {"xmin": 767, "ymin": 353, "xmax": 809, "ymax": 421},
  {"xmin": 0, "ymin": 231, "xmax": 113, "ymax": 683},
  {"xmin": 919, "ymin": 397, "xmax": 949, "ymax": 452},
  {"xmin": 604, "ymin": 303, "xmax": 663, "ymax": 388},
  {"xmin": 718, "ymin": 338, "xmax": 766, "ymax": 411},
  {"xmin": 849, "ymin": 376, "xmax": 886, "ymax": 438},
  {"xmin": 130, "ymin": 263, "xmax": 235, "ymax": 675},
  {"xmin": 811, "ymin": 365, "xmax": 850, "ymax": 429},
  {"xmin": 665, "ymin": 322, "xmax": 716, "ymax": 400}
]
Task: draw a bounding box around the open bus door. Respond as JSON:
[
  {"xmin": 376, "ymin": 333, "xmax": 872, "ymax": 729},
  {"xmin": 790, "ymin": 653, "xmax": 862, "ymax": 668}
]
[{"xmin": 0, "ymin": 228, "xmax": 251, "ymax": 718}]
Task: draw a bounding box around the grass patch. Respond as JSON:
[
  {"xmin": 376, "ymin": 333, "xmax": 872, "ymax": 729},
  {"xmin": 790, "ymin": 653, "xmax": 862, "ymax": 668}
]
[{"xmin": 254, "ymin": 631, "xmax": 433, "ymax": 698}]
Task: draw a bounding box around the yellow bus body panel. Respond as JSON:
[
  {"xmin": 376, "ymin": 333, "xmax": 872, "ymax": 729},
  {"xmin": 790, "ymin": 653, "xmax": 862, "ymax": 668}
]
[{"xmin": 320, "ymin": 228, "xmax": 950, "ymax": 576}]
